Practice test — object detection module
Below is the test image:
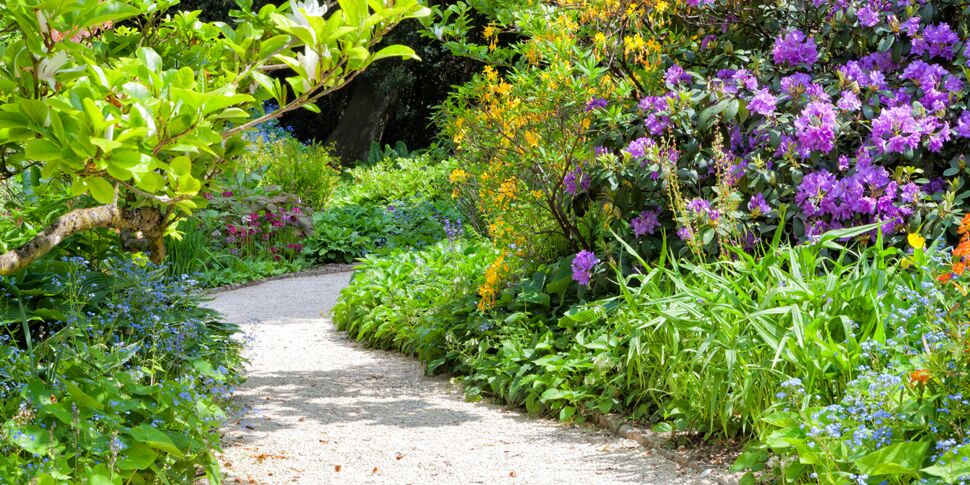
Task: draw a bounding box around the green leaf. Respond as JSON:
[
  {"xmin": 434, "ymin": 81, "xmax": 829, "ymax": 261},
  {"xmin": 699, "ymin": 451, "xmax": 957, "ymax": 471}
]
[
  {"xmin": 922, "ymin": 444, "xmax": 970, "ymax": 482},
  {"xmin": 65, "ymin": 381, "xmax": 105, "ymax": 411},
  {"xmin": 369, "ymin": 45, "xmax": 419, "ymax": 64},
  {"xmin": 170, "ymin": 156, "xmax": 191, "ymax": 177},
  {"xmin": 127, "ymin": 425, "xmax": 185, "ymax": 458},
  {"xmin": 86, "ymin": 177, "xmax": 115, "ymax": 205},
  {"xmin": 25, "ymin": 139, "xmax": 62, "ymax": 162},
  {"xmin": 855, "ymin": 441, "xmax": 928, "ymax": 476},
  {"xmin": 559, "ymin": 406, "xmax": 575, "ymax": 421},
  {"xmin": 117, "ymin": 442, "xmax": 158, "ymax": 470}
]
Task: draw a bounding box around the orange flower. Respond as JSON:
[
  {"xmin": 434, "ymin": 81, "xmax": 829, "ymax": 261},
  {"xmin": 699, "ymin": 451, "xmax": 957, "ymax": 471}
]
[
  {"xmin": 939, "ymin": 272, "xmax": 953, "ymax": 284},
  {"xmin": 910, "ymin": 369, "xmax": 931, "ymax": 385}
]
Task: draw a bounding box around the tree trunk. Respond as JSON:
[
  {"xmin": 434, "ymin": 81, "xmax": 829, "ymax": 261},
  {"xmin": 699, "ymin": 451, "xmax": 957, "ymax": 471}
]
[
  {"xmin": 326, "ymin": 76, "xmax": 400, "ymax": 164},
  {"xmin": 0, "ymin": 205, "xmax": 165, "ymax": 276}
]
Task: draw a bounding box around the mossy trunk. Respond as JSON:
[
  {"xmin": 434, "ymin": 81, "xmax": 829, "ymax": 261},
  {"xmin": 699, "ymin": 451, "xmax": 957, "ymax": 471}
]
[{"xmin": 0, "ymin": 205, "xmax": 165, "ymax": 276}]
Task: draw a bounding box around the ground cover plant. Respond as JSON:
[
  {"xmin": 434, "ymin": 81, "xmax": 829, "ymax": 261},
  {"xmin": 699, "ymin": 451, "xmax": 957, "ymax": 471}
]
[{"xmin": 0, "ymin": 256, "xmax": 243, "ymax": 482}]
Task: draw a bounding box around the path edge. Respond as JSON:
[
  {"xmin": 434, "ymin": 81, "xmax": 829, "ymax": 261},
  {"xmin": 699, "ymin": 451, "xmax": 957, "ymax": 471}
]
[
  {"xmin": 206, "ymin": 263, "xmax": 358, "ymax": 294},
  {"xmin": 590, "ymin": 413, "xmax": 738, "ymax": 485}
]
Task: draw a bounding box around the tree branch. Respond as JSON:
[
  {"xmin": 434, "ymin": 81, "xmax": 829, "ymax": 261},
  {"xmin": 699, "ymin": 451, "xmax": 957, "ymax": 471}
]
[{"xmin": 0, "ymin": 205, "xmax": 164, "ymax": 276}]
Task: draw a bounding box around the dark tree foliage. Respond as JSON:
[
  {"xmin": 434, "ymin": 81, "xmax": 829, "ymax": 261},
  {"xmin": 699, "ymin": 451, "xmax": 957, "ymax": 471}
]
[{"xmin": 176, "ymin": 0, "xmax": 478, "ymax": 158}]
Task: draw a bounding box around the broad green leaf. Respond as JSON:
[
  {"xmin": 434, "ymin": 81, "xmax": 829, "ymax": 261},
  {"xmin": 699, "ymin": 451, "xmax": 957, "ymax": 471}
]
[
  {"xmin": 855, "ymin": 441, "xmax": 928, "ymax": 476},
  {"xmin": 87, "ymin": 177, "xmax": 116, "ymax": 205},
  {"xmin": 170, "ymin": 156, "xmax": 191, "ymax": 177},
  {"xmin": 25, "ymin": 139, "xmax": 62, "ymax": 161},
  {"xmin": 127, "ymin": 425, "xmax": 185, "ymax": 458},
  {"xmin": 369, "ymin": 45, "xmax": 419, "ymax": 64},
  {"xmin": 117, "ymin": 442, "xmax": 158, "ymax": 470}
]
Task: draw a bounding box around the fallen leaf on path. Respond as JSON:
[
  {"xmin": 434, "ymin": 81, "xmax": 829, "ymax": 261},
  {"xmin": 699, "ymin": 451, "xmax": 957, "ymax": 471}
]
[
  {"xmin": 509, "ymin": 471, "xmax": 517, "ymax": 478},
  {"xmin": 253, "ymin": 453, "xmax": 287, "ymax": 463},
  {"xmin": 395, "ymin": 453, "xmax": 405, "ymax": 461},
  {"xmin": 298, "ymin": 417, "xmax": 306, "ymax": 422},
  {"xmin": 334, "ymin": 465, "xmax": 342, "ymax": 472},
  {"xmin": 372, "ymin": 467, "xmax": 380, "ymax": 474}
]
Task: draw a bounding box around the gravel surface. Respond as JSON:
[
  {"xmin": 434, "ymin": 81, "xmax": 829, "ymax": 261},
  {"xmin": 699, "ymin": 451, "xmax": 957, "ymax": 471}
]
[{"xmin": 205, "ymin": 272, "xmax": 716, "ymax": 484}]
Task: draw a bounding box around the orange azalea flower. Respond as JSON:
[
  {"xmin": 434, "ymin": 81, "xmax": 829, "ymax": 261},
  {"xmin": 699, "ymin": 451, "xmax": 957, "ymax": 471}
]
[
  {"xmin": 910, "ymin": 369, "xmax": 931, "ymax": 385},
  {"xmin": 939, "ymin": 273, "xmax": 953, "ymax": 284}
]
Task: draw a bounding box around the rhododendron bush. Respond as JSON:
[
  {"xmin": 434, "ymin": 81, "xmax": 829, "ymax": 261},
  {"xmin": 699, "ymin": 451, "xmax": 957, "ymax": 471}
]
[{"xmin": 433, "ymin": 0, "xmax": 970, "ymax": 269}]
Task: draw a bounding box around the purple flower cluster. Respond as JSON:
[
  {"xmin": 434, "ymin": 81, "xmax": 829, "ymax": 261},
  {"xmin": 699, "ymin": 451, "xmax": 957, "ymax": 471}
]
[
  {"xmin": 795, "ymin": 158, "xmax": 917, "ymax": 237},
  {"xmin": 631, "ymin": 209, "xmax": 661, "ymax": 238},
  {"xmin": 748, "ymin": 88, "xmax": 778, "ymax": 116},
  {"xmin": 564, "ymin": 167, "xmax": 591, "ymax": 196},
  {"xmin": 664, "ymin": 64, "xmax": 692, "ymax": 86},
  {"xmin": 747, "ymin": 193, "xmax": 771, "ymax": 217},
  {"xmin": 624, "ymin": 136, "xmax": 655, "ymax": 160},
  {"xmin": 794, "ymin": 101, "xmax": 838, "ymax": 156},
  {"xmin": 571, "ymin": 250, "xmax": 599, "ymax": 286},
  {"xmin": 585, "ymin": 97, "xmax": 608, "ymax": 111},
  {"xmin": 772, "ymin": 30, "xmax": 818, "ymax": 67},
  {"xmin": 911, "ymin": 23, "xmax": 960, "ymax": 60}
]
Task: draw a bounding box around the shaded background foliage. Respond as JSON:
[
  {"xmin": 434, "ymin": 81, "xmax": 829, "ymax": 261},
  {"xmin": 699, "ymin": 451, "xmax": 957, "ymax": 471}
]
[{"xmin": 179, "ymin": 0, "xmax": 480, "ymax": 163}]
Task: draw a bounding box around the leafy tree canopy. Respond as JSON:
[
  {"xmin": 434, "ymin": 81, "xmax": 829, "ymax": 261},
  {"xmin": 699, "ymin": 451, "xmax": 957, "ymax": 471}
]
[{"xmin": 0, "ymin": 0, "xmax": 429, "ymax": 275}]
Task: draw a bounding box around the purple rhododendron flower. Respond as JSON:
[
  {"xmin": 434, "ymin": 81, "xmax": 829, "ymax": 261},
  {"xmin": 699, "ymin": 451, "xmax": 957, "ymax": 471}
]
[
  {"xmin": 571, "ymin": 250, "xmax": 599, "ymax": 286},
  {"xmin": 687, "ymin": 198, "xmax": 711, "ymax": 215},
  {"xmin": 624, "ymin": 137, "xmax": 655, "ymax": 159},
  {"xmin": 901, "ymin": 17, "xmax": 921, "ymax": 37},
  {"xmin": 871, "ymin": 106, "xmax": 922, "ymax": 153},
  {"xmin": 676, "ymin": 226, "xmax": 694, "ymax": 241},
  {"xmin": 749, "ymin": 88, "xmax": 778, "ymax": 116},
  {"xmin": 794, "ymin": 101, "xmax": 838, "ymax": 155},
  {"xmin": 955, "ymin": 111, "xmax": 970, "ymax": 138},
  {"xmin": 564, "ymin": 168, "xmax": 591, "ymax": 196},
  {"xmin": 631, "ymin": 209, "xmax": 660, "ymax": 238},
  {"xmin": 748, "ymin": 193, "xmax": 771, "ymax": 216},
  {"xmin": 857, "ymin": 7, "xmax": 879, "ymax": 27},
  {"xmin": 781, "ymin": 73, "xmax": 813, "ymax": 96},
  {"xmin": 837, "ymin": 90, "xmax": 861, "ymax": 111},
  {"xmin": 900, "ymin": 183, "xmax": 921, "ymax": 203},
  {"xmin": 912, "ymin": 23, "xmax": 959, "ymax": 60},
  {"xmin": 585, "ymin": 97, "xmax": 608, "ymax": 111},
  {"xmin": 664, "ymin": 64, "xmax": 691, "ymax": 86},
  {"xmin": 773, "ymin": 30, "xmax": 818, "ymax": 67}
]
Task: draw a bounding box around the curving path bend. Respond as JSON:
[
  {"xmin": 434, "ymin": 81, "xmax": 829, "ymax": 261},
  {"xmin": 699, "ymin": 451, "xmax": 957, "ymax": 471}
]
[{"xmin": 205, "ymin": 272, "xmax": 716, "ymax": 485}]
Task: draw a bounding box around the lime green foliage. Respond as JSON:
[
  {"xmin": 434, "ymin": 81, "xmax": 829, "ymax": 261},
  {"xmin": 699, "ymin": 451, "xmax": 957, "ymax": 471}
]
[
  {"xmin": 331, "ymin": 229, "xmax": 901, "ymax": 430},
  {"xmin": 330, "ymin": 155, "xmax": 456, "ymax": 208},
  {"xmin": 332, "ymin": 239, "xmax": 498, "ymax": 366},
  {"xmin": 305, "ymin": 156, "xmax": 463, "ymax": 264},
  {"xmin": 0, "ymin": 257, "xmax": 243, "ymax": 482},
  {"xmin": 238, "ymin": 136, "xmax": 342, "ymax": 210}
]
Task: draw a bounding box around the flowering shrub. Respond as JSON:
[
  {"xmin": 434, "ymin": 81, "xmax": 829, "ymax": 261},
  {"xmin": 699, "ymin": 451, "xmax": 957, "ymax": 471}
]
[
  {"xmin": 0, "ymin": 257, "xmax": 243, "ymax": 482},
  {"xmin": 749, "ymin": 216, "xmax": 970, "ymax": 482},
  {"xmin": 201, "ymin": 184, "xmax": 313, "ymax": 263},
  {"xmin": 434, "ymin": 0, "xmax": 970, "ymax": 276}
]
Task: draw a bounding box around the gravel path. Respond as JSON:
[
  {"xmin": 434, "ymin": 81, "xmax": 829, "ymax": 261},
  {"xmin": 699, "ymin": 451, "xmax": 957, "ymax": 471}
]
[{"xmin": 205, "ymin": 272, "xmax": 715, "ymax": 484}]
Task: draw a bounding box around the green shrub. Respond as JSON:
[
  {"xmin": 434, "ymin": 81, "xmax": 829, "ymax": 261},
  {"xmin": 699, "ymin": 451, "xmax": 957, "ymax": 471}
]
[
  {"xmin": 330, "ymin": 225, "xmax": 904, "ymax": 430},
  {"xmin": 238, "ymin": 136, "xmax": 342, "ymax": 210},
  {"xmin": 329, "ymin": 155, "xmax": 456, "ymax": 208},
  {"xmin": 0, "ymin": 257, "xmax": 243, "ymax": 482},
  {"xmin": 332, "ymin": 239, "xmax": 498, "ymax": 367},
  {"xmin": 305, "ymin": 198, "xmax": 464, "ymax": 264}
]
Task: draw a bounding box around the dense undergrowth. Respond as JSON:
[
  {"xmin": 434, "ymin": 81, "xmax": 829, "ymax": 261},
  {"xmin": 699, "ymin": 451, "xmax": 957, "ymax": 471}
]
[{"xmin": 0, "ymin": 257, "xmax": 243, "ymax": 482}]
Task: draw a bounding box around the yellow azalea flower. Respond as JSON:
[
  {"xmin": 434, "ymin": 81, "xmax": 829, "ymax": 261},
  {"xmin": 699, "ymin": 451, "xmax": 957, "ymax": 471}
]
[{"xmin": 908, "ymin": 232, "xmax": 925, "ymax": 250}]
